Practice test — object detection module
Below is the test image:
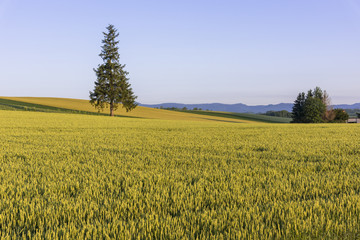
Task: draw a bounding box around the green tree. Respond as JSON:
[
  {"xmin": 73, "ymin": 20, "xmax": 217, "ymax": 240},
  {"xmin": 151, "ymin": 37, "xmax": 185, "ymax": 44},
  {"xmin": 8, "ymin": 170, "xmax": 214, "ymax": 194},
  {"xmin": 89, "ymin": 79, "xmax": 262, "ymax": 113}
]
[
  {"xmin": 90, "ymin": 24, "xmax": 137, "ymax": 116},
  {"xmin": 303, "ymin": 97, "xmax": 326, "ymax": 123},
  {"xmin": 332, "ymin": 109, "xmax": 349, "ymax": 123},
  {"xmin": 291, "ymin": 92, "xmax": 306, "ymax": 123}
]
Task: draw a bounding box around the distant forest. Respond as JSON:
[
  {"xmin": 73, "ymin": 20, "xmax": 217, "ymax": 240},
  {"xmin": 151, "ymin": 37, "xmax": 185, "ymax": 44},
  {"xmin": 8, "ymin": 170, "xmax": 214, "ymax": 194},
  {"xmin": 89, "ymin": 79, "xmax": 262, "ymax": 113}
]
[
  {"xmin": 262, "ymin": 110, "xmax": 292, "ymax": 118},
  {"xmin": 345, "ymin": 109, "xmax": 360, "ymax": 118}
]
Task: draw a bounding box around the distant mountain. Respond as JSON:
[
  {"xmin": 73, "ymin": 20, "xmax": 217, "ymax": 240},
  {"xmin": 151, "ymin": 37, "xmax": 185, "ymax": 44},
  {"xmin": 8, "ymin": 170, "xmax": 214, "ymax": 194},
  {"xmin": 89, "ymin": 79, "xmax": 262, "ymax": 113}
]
[
  {"xmin": 332, "ymin": 103, "xmax": 360, "ymax": 110},
  {"xmin": 140, "ymin": 103, "xmax": 294, "ymax": 113},
  {"xmin": 140, "ymin": 102, "xmax": 360, "ymax": 113}
]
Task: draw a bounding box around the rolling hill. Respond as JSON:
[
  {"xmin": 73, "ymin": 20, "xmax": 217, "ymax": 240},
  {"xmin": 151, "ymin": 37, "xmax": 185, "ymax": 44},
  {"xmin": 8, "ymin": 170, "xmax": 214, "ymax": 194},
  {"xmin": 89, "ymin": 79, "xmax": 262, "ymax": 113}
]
[{"xmin": 0, "ymin": 97, "xmax": 291, "ymax": 123}]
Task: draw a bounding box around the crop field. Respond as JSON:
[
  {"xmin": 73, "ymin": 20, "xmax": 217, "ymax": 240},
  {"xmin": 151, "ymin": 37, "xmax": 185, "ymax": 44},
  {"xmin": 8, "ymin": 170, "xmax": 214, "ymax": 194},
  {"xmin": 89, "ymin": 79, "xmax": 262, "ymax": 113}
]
[
  {"xmin": 177, "ymin": 109, "xmax": 292, "ymax": 123},
  {"xmin": 0, "ymin": 97, "xmax": 291, "ymax": 123},
  {"xmin": 1, "ymin": 110, "xmax": 360, "ymax": 239},
  {"xmin": 0, "ymin": 97, "xmax": 252, "ymax": 123}
]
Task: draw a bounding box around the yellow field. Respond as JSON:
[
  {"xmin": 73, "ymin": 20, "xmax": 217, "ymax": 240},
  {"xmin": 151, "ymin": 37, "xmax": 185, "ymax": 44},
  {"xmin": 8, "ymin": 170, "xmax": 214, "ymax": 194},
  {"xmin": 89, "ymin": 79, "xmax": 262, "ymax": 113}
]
[
  {"xmin": 0, "ymin": 97, "xmax": 253, "ymax": 123},
  {"xmin": 1, "ymin": 110, "xmax": 360, "ymax": 239}
]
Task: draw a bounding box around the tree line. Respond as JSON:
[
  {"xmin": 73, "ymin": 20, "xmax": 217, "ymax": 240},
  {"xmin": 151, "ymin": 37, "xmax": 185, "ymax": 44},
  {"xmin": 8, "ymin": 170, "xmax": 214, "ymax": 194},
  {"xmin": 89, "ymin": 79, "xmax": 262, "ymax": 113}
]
[
  {"xmin": 263, "ymin": 110, "xmax": 292, "ymax": 118},
  {"xmin": 158, "ymin": 106, "xmax": 205, "ymax": 111}
]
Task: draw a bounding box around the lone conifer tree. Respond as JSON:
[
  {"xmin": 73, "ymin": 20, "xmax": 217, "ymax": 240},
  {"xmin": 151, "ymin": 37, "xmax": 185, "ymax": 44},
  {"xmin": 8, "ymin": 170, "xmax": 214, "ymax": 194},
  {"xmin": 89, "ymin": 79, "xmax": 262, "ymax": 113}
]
[{"xmin": 90, "ymin": 24, "xmax": 137, "ymax": 116}]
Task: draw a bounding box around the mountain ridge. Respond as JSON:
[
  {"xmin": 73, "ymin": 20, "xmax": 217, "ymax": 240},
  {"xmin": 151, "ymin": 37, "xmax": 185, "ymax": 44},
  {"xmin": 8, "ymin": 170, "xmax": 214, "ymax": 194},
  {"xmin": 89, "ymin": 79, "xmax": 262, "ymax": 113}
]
[{"xmin": 140, "ymin": 102, "xmax": 360, "ymax": 113}]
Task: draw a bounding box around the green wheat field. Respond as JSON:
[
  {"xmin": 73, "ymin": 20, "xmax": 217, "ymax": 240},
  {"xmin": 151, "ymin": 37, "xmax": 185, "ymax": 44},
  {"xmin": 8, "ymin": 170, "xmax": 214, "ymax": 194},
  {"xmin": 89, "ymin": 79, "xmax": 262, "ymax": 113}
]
[{"xmin": 0, "ymin": 98, "xmax": 359, "ymax": 239}]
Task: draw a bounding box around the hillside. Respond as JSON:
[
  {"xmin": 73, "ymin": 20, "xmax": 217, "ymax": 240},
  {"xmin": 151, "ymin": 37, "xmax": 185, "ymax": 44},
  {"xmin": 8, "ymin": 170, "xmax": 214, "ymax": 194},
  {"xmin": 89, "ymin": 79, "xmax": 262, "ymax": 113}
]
[
  {"xmin": 177, "ymin": 110, "xmax": 291, "ymax": 123},
  {"xmin": 0, "ymin": 97, "xmax": 293, "ymax": 123},
  {"xmin": 0, "ymin": 97, "xmax": 255, "ymax": 123}
]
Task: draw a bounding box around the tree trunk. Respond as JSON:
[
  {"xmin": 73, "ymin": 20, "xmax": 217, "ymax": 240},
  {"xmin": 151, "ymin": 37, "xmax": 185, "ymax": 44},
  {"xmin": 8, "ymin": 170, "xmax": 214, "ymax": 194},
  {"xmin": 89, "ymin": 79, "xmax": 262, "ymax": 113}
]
[{"xmin": 110, "ymin": 102, "xmax": 114, "ymax": 116}]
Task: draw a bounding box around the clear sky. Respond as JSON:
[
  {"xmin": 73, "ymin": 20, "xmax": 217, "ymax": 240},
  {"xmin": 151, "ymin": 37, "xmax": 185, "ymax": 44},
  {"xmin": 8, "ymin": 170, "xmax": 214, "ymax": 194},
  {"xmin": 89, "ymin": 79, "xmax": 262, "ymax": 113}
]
[{"xmin": 1, "ymin": 0, "xmax": 359, "ymax": 105}]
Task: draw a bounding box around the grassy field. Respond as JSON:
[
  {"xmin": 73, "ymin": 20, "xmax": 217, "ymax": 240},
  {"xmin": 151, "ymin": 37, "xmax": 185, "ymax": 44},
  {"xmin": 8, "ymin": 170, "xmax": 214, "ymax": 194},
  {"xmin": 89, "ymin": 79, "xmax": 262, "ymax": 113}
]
[
  {"xmin": 1, "ymin": 109, "xmax": 359, "ymax": 239},
  {"xmin": 0, "ymin": 97, "xmax": 290, "ymax": 123},
  {"xmin": 0, "ymin": 97, "xmax": 248, "ymax": 123},
  {"xmin": 0, "ymin": 98, "xmax": 108, "ymax": 115},
  {"xmin": 175, "ymin": 109, "xmax": 292, "ymax": 123}
]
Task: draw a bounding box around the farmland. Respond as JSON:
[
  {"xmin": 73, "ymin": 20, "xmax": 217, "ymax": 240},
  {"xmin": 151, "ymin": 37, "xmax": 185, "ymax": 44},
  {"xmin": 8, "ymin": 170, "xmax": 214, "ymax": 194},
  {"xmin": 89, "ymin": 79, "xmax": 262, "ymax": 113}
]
[
  {"xmin": 1, "ymin": 97, "xmax": 250, "ymax": 122},
  {"xmin": 0, "ymin": 97, "xmax": 291, "ymax": 123},
  {"xmin": 1, "ymin": 108, "xmax": 360, "ymax": 239}
]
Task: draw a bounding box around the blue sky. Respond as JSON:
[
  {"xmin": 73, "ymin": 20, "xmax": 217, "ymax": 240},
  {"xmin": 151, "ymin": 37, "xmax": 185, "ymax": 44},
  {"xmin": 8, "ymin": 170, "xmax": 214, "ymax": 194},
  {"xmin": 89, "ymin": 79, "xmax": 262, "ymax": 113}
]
[{"xmin": 1, "ymin": 0, "xmax": 359, "ymax": 104}]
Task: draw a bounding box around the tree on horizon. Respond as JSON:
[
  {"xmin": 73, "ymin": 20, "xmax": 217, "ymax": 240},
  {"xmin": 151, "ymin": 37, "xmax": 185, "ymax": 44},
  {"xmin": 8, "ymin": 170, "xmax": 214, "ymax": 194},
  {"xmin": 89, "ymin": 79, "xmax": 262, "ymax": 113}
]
[
  {"xmin": 291, "ymin": 87, "xmax": 327, "ymax": 123},
  {"xmin": 291, "ymin": 87, "xmax": 348, "ymax": 123},
  {"xmin": 90, "ymin": 24, "xmax": 137, "ymax": 116}
]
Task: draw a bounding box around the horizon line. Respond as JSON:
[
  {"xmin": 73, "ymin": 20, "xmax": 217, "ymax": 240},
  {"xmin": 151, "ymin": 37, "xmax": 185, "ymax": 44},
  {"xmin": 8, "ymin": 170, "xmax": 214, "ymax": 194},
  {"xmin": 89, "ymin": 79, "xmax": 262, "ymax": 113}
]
[{"xmin": 1, "ymin": 96, "xmax": 359, "ymax": 107}]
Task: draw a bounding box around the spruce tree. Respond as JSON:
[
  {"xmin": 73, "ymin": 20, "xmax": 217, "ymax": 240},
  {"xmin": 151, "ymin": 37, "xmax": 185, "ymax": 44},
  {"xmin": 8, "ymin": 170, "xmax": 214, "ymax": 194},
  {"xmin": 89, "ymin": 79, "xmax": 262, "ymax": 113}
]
[
  {"xmin": 90, "ymin": 24, "xmax": 137, "ymax": 116},
  {"xmin": 291, "ymin": 92, "xmax": 306, "ymax": 123}
]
